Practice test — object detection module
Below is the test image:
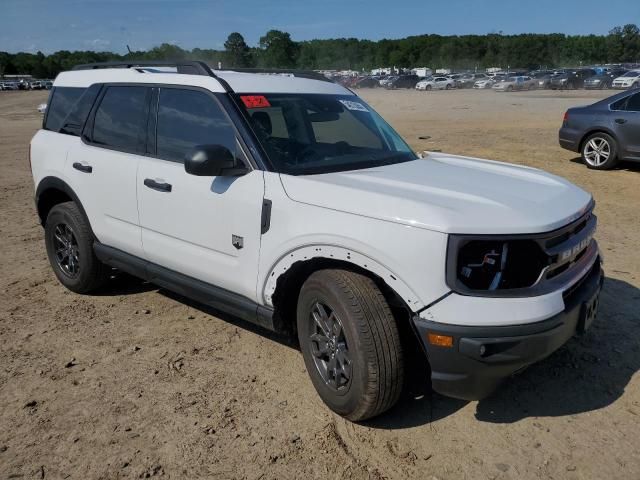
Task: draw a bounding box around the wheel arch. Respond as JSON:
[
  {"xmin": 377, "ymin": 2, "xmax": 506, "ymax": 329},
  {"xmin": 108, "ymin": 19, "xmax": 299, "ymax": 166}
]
[
  {"xmin": 263, "ymin": 245, "xmax": 422, "ymax": 335},
  {"xmin": 579, "ymin": 128, "xmax": 618, "ymax": 152},
  {"xmin": 35, "ymin": 177, "xmax": 93, "ymax": 235}
]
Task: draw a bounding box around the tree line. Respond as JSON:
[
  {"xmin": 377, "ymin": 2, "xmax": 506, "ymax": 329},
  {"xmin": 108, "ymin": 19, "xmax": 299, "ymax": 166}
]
[{"xmin": 1, "ymin": 25, "xmax": 639, "ymax": 78}]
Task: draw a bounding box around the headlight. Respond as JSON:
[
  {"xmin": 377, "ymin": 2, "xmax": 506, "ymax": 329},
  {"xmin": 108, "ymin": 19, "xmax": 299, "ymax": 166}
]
[{"xmin": 446, "ymin": 236, "xmax": 549, "ymax": 294}]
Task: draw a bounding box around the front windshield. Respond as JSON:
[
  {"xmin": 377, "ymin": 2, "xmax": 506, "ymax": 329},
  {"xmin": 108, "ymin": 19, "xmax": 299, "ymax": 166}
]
[
  {"xmin": 622, "ymin": 71, "xmax": 640, "ymax": 77},
  {"xmin": 238, "ymin": 93, "xmax": 417, "ymax": 175}
]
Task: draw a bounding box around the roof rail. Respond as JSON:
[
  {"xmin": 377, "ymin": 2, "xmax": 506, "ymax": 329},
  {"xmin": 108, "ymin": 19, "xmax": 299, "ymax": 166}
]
[
  {"xmin": 71, "ymin": 60, "xmax": 234, "ymax": 92},
  {"xmin": 72, "ymin": 60, "xmax": 216, "ymax": 77},
  {"xmin": 221, "ymin": 68, "xmax": 333, "ymax": 83}
]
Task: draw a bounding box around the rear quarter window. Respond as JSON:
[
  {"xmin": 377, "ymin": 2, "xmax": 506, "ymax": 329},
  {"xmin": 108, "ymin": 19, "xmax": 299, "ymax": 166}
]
[{"xmin": 44, "ymin": 87, "xmax": 86, "ymax": 133}]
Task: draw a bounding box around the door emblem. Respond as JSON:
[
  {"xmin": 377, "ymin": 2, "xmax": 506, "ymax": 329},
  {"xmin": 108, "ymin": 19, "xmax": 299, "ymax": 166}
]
[{"xmin": 232, "ymin": 235, "xmax": 244, "ymax": 250}]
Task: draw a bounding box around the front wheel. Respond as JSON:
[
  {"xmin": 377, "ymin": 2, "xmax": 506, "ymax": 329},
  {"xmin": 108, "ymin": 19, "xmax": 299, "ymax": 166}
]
[
  {"xmin": 445, "ymin": 84, "xmax": 451, "ymax": 90},
  {"xmin": 426, "ymin": 84, "xmax": 432, "ymax": 91},
  {"xmin": 581, "ymin": 132, "xmax": 619, "ymax": 170},
  {"xmin": 297, "ymin": 269, "xmax": 404, "ymax": 421},
  {"xmin": 44, "ymin": 202, "xmax": 109, "ymax": 293}
]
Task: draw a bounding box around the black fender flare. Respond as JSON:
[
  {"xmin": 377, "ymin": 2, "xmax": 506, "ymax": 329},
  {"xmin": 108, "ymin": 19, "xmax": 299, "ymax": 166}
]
[{"xmin": 35, "ymin": 177, "xmax": 95, "ymax": 238}]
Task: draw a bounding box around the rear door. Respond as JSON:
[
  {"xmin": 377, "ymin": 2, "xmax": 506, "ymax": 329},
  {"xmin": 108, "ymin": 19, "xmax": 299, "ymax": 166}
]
[
  {"xmin": 66, "ymin": 85, "xmax": 150, "ymax": 257},
  {"xmin": 137, "ymin": 87, "xmax": 264, "ymax": 301},
  {"xmin": 613, "ymin": 92, "xmax": 640, "ymax": 159}
]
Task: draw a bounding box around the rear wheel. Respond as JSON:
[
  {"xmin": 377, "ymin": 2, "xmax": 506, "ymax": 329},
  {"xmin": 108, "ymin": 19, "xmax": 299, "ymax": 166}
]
[
  {"xmin": 44, "ymin": 202, "xmax": 109, "ymax": 293},
  {"xmin": 297, "ymin": 269, "xmax": 404, "ymax": 421},
  {"xmin": 581, "ymin": 132, "xmax": 619, "ymax": 170}
]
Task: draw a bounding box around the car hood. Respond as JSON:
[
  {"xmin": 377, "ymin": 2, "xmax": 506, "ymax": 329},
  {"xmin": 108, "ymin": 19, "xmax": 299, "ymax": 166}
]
[{"xmin": 280, "ymin": 154, "xmax": 593, "ymax": 235}]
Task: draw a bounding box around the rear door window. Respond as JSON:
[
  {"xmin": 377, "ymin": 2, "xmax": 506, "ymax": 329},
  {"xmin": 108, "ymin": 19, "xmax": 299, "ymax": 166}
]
[
  {"xmin": 59, "ymin": 84, "xmax": 102, "ymax": 136},
  {"xmin": 92, "ymin": 86, "xmax": 149, "ymax": 153},
  {"xmin": 44, "ymin": 87, "xmax": 86, "ymax": 132},
  {"xmin": 625, "ymin": 93, "xmax": 640, "ymax": 112},
  {"xmin": 156, "ymin": 88, "xmax": 236, "ymax": 163}
]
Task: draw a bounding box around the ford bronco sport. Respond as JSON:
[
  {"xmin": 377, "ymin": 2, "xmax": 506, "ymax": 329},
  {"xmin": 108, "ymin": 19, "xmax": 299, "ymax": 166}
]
[{"xmin": 31, "ymin": 61, "xmax": 603, "ymax": 421}]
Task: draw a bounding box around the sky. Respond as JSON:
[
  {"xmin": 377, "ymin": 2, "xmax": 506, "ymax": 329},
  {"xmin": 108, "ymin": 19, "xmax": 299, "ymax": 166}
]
[{"xmin": 1, "ymin": 0, "xmax": 639, "ymax": 54}]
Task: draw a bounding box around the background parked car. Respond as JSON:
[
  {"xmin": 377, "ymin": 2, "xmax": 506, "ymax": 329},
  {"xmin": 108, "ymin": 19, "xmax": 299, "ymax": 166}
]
[
  {"xmin": 456, "ymin": 73, "xmax": 488, "ymax": 88},
  {"xmin": 415, "ymin": 76, "xmax": 454, "ymax": 90},
  {"xmin": 385, "ymin": 74, "xmax": 420, "ymax": 89},
  {"xmin": 378, "ymin": 76, "xmax": 397, "ymax": 88},
  {"xmin": 473, "ymin": 77, "xmax": 495, "ymax": 89},
  {"xmin": 493, "ymin": 75, "xmax": 537, "ymax": 92},
  {"xmin": 534, "ymin": 74, "xmax": 556, "ymax": 89},
  {"xmin": 584, "ymin": 69, "xmax": 627, "ymax": 89},
  {"xmin": 559, "ymin": 89, "xmax": 640, "ymax": 170},
  {"xmin": 353, "ymin": 76, "xmax": 379, "ymax": 88},
  {"xmin": 446, "ymin": 73, "xmax": 463, "ymax": 86},
  {"xmin": 550, "ymin": 69, "xmax": 597, "ymax": 89},
  {"xmin": 612, "ymin": 70, "xmax": 640, "ymax": 89}
]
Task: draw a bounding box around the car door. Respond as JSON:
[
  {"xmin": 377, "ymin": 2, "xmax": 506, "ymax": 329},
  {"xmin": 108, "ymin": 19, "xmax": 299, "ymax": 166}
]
[
  {"xmin": 66, "ymin": 84, "xmax": 150, "ymax": 258},
  {"xmin": 137, "ymin": 86, "xmax": 265, "ymax": 302},
  {"xmin": 613, "ymin": 92, "xmax": 640, "ymax": 159}
]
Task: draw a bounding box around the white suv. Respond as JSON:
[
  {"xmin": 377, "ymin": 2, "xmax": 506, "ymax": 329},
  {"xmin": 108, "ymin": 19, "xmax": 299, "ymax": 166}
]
[{"xmin": 31, "ymin": 61, "xmax": 603, "ymax": 420}]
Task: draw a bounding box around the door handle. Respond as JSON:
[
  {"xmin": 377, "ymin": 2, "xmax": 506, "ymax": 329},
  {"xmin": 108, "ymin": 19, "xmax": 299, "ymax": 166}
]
[
  {"xmin": 72, "ymin": 162, "xmax": 92, "ymax": 173},
  {"xmin": 144, "ymin": 178, "xmax": 172, "ymax": 192},
  {"xmin": 615, "ymin": 118, "xmax": 627, "ymax": 124}
]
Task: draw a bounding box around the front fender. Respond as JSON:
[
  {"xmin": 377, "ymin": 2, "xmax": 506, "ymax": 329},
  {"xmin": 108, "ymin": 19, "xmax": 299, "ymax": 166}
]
[{"xmin": 261, "ymin": 243, "xmax": 425, "ymax": 311}]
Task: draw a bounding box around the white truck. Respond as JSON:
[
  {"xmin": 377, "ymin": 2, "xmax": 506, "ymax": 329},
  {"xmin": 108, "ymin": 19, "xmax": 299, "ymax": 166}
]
[{"xmin": 30, "ymin": 61, "xmax": 603, "ymax": 420}]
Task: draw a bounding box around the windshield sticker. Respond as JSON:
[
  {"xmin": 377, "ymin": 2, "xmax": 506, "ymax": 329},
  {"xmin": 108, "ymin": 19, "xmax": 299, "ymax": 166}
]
[
  {"xmin": 339, "ymin": 100, "xmax": 368, "ymax": 112},
  {"xmin": 240, "ymin": 95, "xmax": 271, "ymax": 108}
]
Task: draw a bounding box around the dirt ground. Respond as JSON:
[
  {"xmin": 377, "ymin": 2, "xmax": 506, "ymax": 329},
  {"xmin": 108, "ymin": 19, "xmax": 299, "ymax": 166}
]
[{"xmin": 1, "ymin": 88, "xmax": 639, "ymax": 480}]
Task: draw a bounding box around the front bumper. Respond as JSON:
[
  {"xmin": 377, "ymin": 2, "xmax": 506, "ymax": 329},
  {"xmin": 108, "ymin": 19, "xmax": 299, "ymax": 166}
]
[{"xmin": 413, "ymin": 259, "xmax": 603, "ymax": 400}]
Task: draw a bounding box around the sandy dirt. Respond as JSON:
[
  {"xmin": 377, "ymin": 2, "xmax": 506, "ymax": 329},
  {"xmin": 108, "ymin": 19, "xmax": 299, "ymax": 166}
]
[{"xmin": 0, "ymin": 88, "xmax": 639, "ymax": 480}]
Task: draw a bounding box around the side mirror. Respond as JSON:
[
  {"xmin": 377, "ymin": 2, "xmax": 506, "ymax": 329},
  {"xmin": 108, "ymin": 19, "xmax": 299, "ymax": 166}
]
[{"xmin": 184, "ymin": 145, "xmax": 249, "ymax": 177}]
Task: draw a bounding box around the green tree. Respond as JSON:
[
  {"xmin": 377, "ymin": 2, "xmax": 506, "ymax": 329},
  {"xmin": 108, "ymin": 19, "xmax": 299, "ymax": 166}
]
[
  {"xmin": 223, "ymin": 32, "xmax": 253, "ymax": 68},
  {"xmin": 258, "ymin": 30, "xmax": 298, "ymax": 68}
]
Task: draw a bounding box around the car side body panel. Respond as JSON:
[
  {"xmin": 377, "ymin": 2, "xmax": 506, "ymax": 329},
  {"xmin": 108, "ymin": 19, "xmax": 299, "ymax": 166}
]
[{"xmin": 258, "ymin": 172, "xmax": 450, "ymax": 312}]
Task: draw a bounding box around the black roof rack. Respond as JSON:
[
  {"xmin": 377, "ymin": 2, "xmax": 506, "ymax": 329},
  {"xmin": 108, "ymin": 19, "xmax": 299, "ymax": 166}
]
[
  {"xmin": 72, "ymin": 60, "xmax": 216, "ymax": 77},
  {"xmin": 70, "ymin": 62, "xmax": 334, "ymax": 89},
  {"xmin": 220, "ymin": 68, "xmax": 333, "ymax": 83},
  {"xmin": 71, "ymin": 60, "xmax": 235, "ymax": 92}
]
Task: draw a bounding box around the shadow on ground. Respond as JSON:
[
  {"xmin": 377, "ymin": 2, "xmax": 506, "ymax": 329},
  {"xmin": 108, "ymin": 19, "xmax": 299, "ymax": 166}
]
[
  {"xmin": 474, "ymin": 277, "xmax": 640, "ymax": 423},
  {"xmin": 569, "ymin": 156, "xmax": 640, "ymax": 172},
  {"xmin": 94, "ymin": 270, "xmax": 640, "ymax": 429},
  {"xmin": 364, "ymin": 277, "xmax": 640, "ymax": 428}
]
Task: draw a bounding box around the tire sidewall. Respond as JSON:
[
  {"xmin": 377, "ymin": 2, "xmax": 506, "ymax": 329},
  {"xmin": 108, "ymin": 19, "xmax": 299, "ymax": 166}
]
[
  {"xmin": 296, "ymin": 275, "xmax": 369, "ymax": 417},
  {"xmin": 45, "ymin": 204, "xmax": 97, "ymax": 292}
]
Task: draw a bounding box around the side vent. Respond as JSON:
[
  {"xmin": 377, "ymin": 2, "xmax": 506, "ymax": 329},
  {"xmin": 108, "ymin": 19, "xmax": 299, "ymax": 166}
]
[{"xmin": 261, "ymin": 199, "xmax": 272, "ymax": 234}]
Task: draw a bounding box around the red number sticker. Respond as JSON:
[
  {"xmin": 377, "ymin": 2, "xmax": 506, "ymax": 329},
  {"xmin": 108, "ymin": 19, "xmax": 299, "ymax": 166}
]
[{"xmin": 240, "ymin": 95, "xmax": 271, "ymax": 108}]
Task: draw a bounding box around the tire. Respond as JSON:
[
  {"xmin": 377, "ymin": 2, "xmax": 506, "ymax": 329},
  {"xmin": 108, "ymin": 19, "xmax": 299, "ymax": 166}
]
[
  {"xmin": 426, "ymin": 84, "xmax": 432, "ymax": 91},
  {"xmin": 507, "ymin": 85, "xmax": 513, "ymax": 92},
  {"xmin": 581, "ymin": 132, "xmax": 619, "ymax": 170},
  {"xmin": 44, "ymin": 201, "xmax": 109, "ymax": 293},
  {"xmin": 445, "ymin": 84, "xmax": 451, "ymax": 90},
  {"xmin": 297, "ymin": 269, "xmax": 404, "ymax": 421}
]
